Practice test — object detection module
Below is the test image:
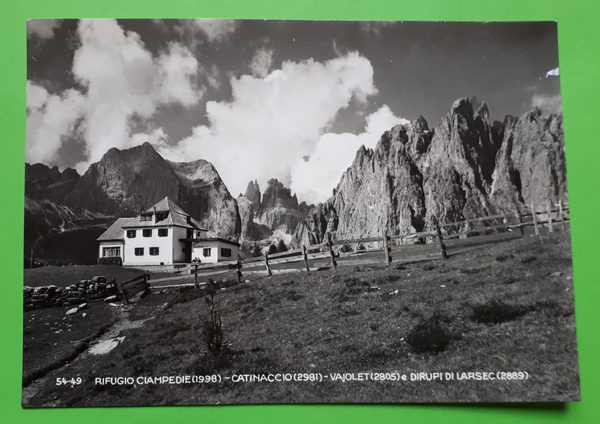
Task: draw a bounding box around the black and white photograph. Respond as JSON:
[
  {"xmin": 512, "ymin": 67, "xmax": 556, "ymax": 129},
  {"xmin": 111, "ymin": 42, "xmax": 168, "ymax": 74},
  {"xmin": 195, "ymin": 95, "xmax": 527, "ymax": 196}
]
[{"xmin": 23, "ymin": 19, "xmax": 579, "ymax": 406}]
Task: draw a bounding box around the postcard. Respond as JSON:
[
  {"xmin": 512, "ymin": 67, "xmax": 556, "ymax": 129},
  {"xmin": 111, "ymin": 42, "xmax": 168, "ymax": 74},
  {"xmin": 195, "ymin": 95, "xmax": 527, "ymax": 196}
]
[{"xmin": 23, "ymin": 19, "xmax": 579, "ymax": 406}]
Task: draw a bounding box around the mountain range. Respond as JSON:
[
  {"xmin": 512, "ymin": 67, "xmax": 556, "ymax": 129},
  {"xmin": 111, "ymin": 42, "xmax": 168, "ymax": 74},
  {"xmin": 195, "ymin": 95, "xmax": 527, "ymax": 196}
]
[{"xmin": 24, "ymin": 97, "xmax": 566, "ymax": 265}]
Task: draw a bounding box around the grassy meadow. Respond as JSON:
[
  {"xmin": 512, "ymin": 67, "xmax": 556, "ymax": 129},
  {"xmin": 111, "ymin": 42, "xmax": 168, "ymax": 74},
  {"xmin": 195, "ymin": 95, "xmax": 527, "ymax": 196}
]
[{"xmin": 22, "ymin": 232, "xmax": 579, "ymax": 406}]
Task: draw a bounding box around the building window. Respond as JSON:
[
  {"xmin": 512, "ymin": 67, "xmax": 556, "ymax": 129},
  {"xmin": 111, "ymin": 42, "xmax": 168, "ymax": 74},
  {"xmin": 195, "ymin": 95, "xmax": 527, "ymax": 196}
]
[
  {"xmin": 150, "ymin": 247, "xmax": 159, "ymax": 256},
  {"xmin": 126, "ymin": 230, "xmax": 136, "ymax": 238},
  {"xmin": 140, "ymin": 214, "xmax": 152, "ymax": 221},
  {"xmin": 221, "ymin": 248, "xmax": 232, "ymax": 257},
  {"xmin": 134, "ymin": 247, "xmax": 144, "ymax": 256},
  {"xmin": 203, "ymin": 248, "xmax": 211, "ymax": 257},
  {"xmin": 102, "ymin": 247, "xmax": 121, "ymax": 257},
  {"xmin": 158, "ymin": 228, "xmax": 168, "ymax": 237},
  {"xmin": 143, "ymin": 229, "xmax": 152, "ymax": 237}
]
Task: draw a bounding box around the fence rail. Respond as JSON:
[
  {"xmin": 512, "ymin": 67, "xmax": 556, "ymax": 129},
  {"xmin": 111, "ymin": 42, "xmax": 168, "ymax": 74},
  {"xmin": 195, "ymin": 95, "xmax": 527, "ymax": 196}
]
[
  {"xmin": 118, "ymin": 273, "xmax": 149, "ymax": 303},
  {"xmin": 162, "ymin": 200, "xmax": 569, "ymax": 284}
]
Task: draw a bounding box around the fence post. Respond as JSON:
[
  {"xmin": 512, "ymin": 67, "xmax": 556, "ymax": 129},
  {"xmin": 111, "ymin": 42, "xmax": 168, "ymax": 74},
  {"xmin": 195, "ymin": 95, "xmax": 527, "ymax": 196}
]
[
  {"xmin": 118, "ymin": 281, "xmax": 129, "ymax": 304},
  {"xmin": 264, "ymin": 253, "xmax": 272, "ymax": 277},
  {"xmin": 531, "ymin": 202, "xmax": 539, "ymax": 235},
  {"xmin": 302, "ymin": 243, "xmax": 310, "ymax": 272},
  {"xmin": 515, "ymin": 208, "xmax": 524, "ymax": 236},
  {"xmin": 194, "ymin": 261, "xmax": 198, "ymax": 288},
  {"xmin": 327, "ymin": 233, "xmax": 338, "ymax": 270},
  {"xmin": 434, "ymin": 220, "xmax": 448, "ymax": 259},
  {"xmin": 383, "ymin": 229, "xmax": 391, "ymax": 266},
  {"xmin": 236, "ymin": 261, "xmax": 243, "ymax": 283},
  {"xmin": 546, "ymin": 200, "xmax": 553, "ymax": 233},
  {"xmin": 559, "ymin": 200, "xmax": 566, "ymax": 231}
]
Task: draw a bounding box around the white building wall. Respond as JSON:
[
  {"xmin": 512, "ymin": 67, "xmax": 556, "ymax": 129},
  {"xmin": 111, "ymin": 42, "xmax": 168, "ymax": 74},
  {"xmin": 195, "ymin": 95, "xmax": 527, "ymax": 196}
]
[
  {"xmin": 98, "ymin": 241, "xmax": 124, "ymax": 261},
  {"xmin": 192, "ymin": 240, "xmax": 239, "ymax": 264},
  {"xmin": 172, "ymin": 226, "xmax": 189, "ymax": 263},
  {"xmin": 123, "ymin": 227, "xmax": 174, "ymax": 266}
]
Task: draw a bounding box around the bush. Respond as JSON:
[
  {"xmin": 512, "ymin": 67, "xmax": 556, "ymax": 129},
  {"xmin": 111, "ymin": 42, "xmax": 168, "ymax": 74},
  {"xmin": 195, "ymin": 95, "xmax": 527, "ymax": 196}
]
[
  {"xmin": 406, "ymin": 314, "xmax": 451, "ymax": 354},
  {"xmin": 471, "ymin": 299, "xmax": 528, "ymax": 324},
  {"xmin": 267, "ymin": 244, "xmax": 278, "ymax": 255},
  {"xmin": 276, "ymin": 240, "xmax": 288, "ymax": 253},
  {"xmin": 339, "ymin": 244, "xmax": 353, "ymax": 253},
  {"xmin": 251, "ymin": 243, "xmax": 262, "ymax": 257}
]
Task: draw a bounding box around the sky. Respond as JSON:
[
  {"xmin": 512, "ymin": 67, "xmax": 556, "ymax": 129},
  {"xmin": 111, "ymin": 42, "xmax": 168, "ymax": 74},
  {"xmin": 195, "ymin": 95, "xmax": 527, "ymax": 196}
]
[{"xmin": 26, "ymin": 19, "xmax": 561, "ymax": 204}]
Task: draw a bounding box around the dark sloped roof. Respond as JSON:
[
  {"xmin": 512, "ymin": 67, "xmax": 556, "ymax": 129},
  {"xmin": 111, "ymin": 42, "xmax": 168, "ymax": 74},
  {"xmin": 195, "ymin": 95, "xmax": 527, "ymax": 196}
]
[
  {"xmin": 97, "ymin": 218, "xmax": 137, "ymax": 241},
  {"xmin": 123, "ymin": 197, "xmax": 207, "ymax": 230}
]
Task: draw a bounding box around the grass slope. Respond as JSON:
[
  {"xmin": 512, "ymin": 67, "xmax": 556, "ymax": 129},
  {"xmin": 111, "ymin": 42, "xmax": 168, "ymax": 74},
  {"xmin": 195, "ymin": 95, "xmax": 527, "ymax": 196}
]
[{"xmin": 22, "ymin": 233, "xmax": 579, "ymax": 406}]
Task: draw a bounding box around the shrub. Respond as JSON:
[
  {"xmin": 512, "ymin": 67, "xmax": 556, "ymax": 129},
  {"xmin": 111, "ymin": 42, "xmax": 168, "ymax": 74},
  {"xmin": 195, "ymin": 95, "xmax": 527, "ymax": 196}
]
[
  {"xmin": 276, "ymin": 240, "xmax": 288, "ymax": 253},
  {"xmin": 339, "ymin": 244, "xmax": 353, "ymax": 253},
  {"xmin": 267, "ymin": 244, "xmax": 278, "ymax": 255},
  {"xmin": 201, "ymin": 279, "xmax": 225, "ymax": 355},
  {"xmin": 251, "ymin": 243, "xmax": 262, "ymax": 257},
  {"xmin": 406, "ymin": 314, "xmax": 451, "ymax": 354}
]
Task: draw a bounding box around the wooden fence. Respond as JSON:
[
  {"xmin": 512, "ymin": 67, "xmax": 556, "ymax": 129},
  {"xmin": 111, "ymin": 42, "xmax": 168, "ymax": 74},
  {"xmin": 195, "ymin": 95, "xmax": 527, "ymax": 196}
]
[
  {"xmin": 118, "ymin": 273, "xmax": 149, "ymax": 303},
  {"xmin": 258, "ymin": 200, "xmax": 567, "ymax": 271},
  {"xmin": 177, "ymin": 200, "xmax": 569, "ymax": 282}
]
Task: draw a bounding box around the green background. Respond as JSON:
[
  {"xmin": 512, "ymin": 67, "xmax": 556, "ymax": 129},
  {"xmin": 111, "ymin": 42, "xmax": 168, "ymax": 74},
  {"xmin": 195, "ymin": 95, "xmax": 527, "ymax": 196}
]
[{"xmin": 2, "ymin": 0, "xmax": 599, "ymax": 422}]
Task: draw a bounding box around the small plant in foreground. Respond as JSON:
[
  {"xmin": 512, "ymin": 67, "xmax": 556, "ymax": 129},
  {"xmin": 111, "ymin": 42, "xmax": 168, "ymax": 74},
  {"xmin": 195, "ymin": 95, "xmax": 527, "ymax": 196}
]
[{"xmin": 201, "ymin": 278, "xmax": 225, "ymax": 355}]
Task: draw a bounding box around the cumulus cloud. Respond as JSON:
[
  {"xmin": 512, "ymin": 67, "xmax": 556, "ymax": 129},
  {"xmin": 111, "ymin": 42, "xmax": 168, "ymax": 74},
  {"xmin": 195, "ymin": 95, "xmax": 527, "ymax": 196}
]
[
  {"xmin": 157, "ymin": 52, "xmax": 378, "ymax": 200},
  {"xmin": 250, "ymin": 48, "xmax": 273, "ymax": 78},
  {"xmin": 289, "ymin": 105, "xmax": 409, "ymax": 204},
  {"xmin": 27, "ymin": 19, "xmax": 61, "ymax": 40},
  {"xmin": 27, "ymin": 19, "xmax": 202, "ymax": 172},
  {"xmin": 531, "ymin": 93, "xmax": 562, "ymax": 114},
  {"xmin": 27, "ymin": 20, "xmax": 388, "ymax": 205},
  {"xmin": 26, "ymin": 82, "xmax": 85, "ymax": 165}
]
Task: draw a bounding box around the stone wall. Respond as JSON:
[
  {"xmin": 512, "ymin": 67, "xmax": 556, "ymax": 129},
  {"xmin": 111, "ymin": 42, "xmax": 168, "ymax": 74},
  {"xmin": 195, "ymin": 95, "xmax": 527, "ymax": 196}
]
[{"xmin": 24, "ymin": 276, "xmax": 120, "ymax": 310}]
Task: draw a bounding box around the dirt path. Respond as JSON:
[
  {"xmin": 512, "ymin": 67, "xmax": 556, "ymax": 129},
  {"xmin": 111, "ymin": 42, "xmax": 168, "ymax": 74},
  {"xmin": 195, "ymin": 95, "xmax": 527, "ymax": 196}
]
[{"xmin": 22, "ymin": 303, "xmax": 150, "ymax": 407}]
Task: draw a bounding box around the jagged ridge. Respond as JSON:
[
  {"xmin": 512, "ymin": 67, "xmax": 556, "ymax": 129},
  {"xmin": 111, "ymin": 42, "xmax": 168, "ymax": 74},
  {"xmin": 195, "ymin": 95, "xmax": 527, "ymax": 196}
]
[{"xmin": 294, "ymin": 97, "xmax": 566, "ymax": 245}]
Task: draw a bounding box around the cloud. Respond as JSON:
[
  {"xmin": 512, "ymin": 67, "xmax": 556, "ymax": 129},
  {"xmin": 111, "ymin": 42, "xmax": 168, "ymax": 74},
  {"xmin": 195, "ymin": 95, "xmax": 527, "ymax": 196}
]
[
  {"xmin": 545, "ymin": 67, "xmax": 559, "ymax": 77},
  {"xmin": 27, "ymin": 19, "xmax": 61, "ymax": 40},
  {"xmin": 156, "ymin": 43, "xmax": 202, "ymax": 106},
  {"xmin": 192, "ymin": 19, "xmax": 239, "ymax": 42},
  {"xmin": 26, "ymin": 82, "xmax": 85, "ymax": 165},
  {"xmin": 250, "ymin": 48, "xmax": 273, "ymax": 78},
  {"xmin": 289, "ymin": 105, "xmax": 409, "ymax": 204},
  {"xmin": 27, "ymin": 19, "xmax": 202, "ymax": 172},
  {"xmin": 27, "ymin": 21, "xmax": 387, "ymax": 206},
  {"xmin": 157, "ymin": 52, "xmax": 378, "ymax": 200},
  {"xmin": 359, "ymin": 21, "xmax": 396, "ymax": 36},
  {"xmin": 531, "ymin": 93, "xmax": 562, "ymax": 114}
]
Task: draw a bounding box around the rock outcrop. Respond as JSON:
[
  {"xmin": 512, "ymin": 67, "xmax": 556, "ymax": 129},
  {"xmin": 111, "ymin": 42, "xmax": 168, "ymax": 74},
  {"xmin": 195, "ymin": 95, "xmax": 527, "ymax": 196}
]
[
  {"xmin": 63, "ymin": 142, "xmax": 240, "ymax": 240},
  {"xmin": 294, "ymin": 97, "xmax": 566, "ymax": 245},
  {"xmin": 243, "ymin": 180, "xmax": 261, "ymax": 215},
  {"xmin": 421, "ymin": 98, "xmax": 502, "ymax": 225},
  {"xmin": 25, "ymin": 163, "xmax": 80, "ymax": 203},
  {"xmin": 490, "ymin": 109, "xmax": 566, "ymax": 211},
  {"xmin": 237, "ymin": 178, "xmax": 313, "ymax": 242},
  {"xmin": 167, "ymin": 158, "xmax": 240, "ymax": 240}
]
